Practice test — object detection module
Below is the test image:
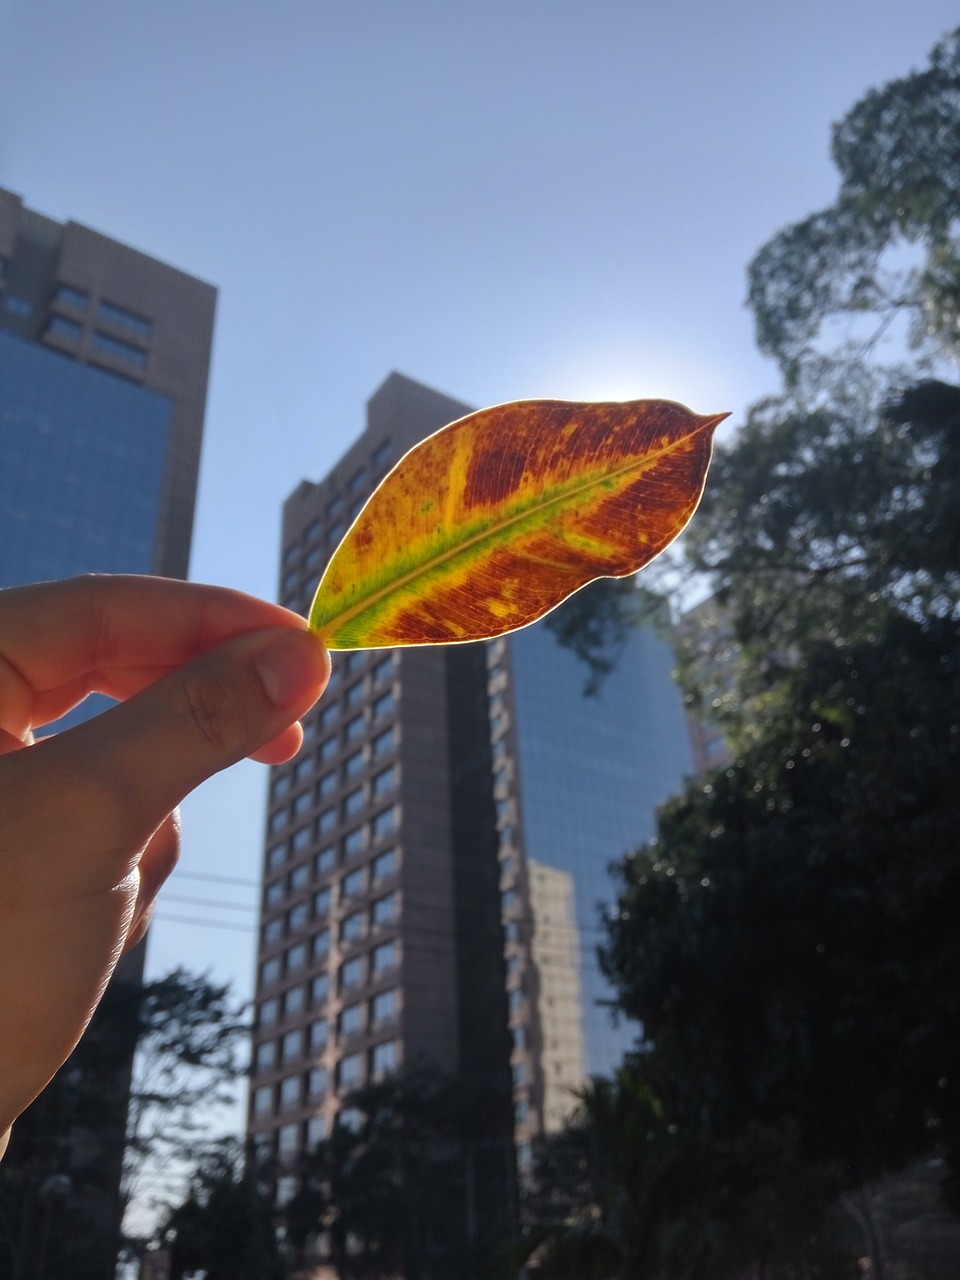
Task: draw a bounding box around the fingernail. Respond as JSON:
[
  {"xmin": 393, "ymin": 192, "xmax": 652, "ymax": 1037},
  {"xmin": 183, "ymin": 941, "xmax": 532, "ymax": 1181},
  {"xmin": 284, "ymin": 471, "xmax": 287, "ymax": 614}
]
[{"xmin": 256, "ymin": 631, "xmax": 329, "ymax": 707}]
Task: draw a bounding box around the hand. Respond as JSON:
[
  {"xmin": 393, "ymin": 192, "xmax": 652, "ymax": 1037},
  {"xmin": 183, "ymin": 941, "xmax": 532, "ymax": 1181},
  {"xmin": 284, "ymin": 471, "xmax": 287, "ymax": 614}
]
[{"xmin": 0, "ymin": 575, "xmax": 330, "ymax": 1153}]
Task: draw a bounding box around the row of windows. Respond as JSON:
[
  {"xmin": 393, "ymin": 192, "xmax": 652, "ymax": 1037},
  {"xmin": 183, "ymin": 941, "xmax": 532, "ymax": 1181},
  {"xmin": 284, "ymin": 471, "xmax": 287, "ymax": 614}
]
[
  {"xmin": 257, "ymin": 938, "xmax": 400, "ymax": 1026},
  {"xmin": 91, "ymin": 329, "xmax": 148, "ymax": 369},
  {"xmin": 264, "ymin": 819, "xmax": 399, "ymax": 910},
  {"xmin": 257, "ymin": 1114, "xmax": 328, "ymax": 1161},
  {"xmin": 262, "ymin": 848, "xmax": 398, "ymax": 944},
  {"xmin": 254, "ymin": 990, "xmax": 400, "ymax": 1073},
  {"xmin": 259, "ymin": 893, "xmax": 398, "ymax": 986},
  {"xmin": 272, "ymin": 720, "xmax": 396, "ymax": 809},
  {"xmin": 252, "ymin": 1039, "xmax": 399, "ymax": 1118},
  {"xmin": 268, "ymin": 762, "xmax": 398, "ymax": 840}
]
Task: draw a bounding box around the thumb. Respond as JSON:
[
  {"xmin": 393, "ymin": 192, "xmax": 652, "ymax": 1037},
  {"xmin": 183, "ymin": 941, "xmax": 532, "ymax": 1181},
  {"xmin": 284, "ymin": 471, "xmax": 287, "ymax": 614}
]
[{"xmin": 8, "ymin": 626, "xmax": 329, "ymax": 869}]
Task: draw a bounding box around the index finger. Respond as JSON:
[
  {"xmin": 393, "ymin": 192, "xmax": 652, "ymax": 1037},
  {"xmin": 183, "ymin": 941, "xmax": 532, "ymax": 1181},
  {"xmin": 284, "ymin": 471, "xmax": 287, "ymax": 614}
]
[{"xmin": 0, "ymin": 575, "xmax": 308, "ymax": 738}]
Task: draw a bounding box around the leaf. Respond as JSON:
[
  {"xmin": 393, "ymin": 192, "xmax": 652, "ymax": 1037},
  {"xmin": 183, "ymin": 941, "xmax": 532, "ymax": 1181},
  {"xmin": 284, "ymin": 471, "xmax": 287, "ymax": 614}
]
[{"xmin": 309, "ymin": 398, "xmax": 728, "ymax": 649}]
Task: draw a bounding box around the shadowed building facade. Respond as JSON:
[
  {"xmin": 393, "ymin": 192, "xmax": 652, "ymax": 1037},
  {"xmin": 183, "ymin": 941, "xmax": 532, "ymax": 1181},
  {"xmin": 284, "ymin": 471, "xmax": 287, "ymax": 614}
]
[{"xmin": 0, "ymin": 186, "xmax": 216, "ymax": 1280}]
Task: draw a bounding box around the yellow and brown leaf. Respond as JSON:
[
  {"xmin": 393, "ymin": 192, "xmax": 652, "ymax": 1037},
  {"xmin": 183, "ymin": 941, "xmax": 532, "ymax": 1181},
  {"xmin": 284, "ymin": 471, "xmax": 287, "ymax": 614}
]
[{"xmin": 309, "ymin": 398, "xmax": 727, "ymax": 649}]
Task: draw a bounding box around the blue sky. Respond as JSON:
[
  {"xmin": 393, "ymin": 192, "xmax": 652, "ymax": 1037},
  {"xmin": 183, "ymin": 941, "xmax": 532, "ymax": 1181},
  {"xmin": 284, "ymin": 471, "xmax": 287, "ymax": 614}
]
[{"xmin": 1, "ymin": 0, "xmax": 956, "ymax": 1106}]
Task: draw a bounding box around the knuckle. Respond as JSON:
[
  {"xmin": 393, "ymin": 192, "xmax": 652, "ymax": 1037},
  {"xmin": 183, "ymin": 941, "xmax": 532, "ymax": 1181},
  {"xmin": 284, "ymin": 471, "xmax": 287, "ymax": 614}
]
[{"xmin": 180, "ymin": 668, "xmax": 255, "ymax": 757}]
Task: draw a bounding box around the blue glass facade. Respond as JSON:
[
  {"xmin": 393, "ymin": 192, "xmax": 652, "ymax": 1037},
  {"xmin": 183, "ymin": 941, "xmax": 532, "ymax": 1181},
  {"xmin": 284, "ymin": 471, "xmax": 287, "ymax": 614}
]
[
  {"xmin": 508, "ymin": 615, "xmax": 694, "ymax": 1080},
  {"xmin": 0, "ymin": 329, "xmax": 172, "ymax": 588}
]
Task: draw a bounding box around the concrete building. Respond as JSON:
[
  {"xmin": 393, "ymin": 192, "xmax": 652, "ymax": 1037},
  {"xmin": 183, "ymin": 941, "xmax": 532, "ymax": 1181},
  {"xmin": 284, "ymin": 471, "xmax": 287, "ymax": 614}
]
[
  {"xmin": 248, "ymin": 374, "xmax": 696, "ymax": 1245},
  {"xmin": 0, "ymin": 186, "xmax": 216, "ymax": 1279}
]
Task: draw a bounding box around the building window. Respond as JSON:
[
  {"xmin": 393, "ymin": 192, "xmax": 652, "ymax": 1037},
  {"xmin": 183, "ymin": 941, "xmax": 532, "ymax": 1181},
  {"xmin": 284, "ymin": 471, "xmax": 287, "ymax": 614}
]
[
  {"xmin": 342, "ymin": 787, "xmax": 365, "ymax": 820},
  {"xmin": 283, "ymin": 543, "xmax": 300, "ymax": 567},
  {"xmin": 268, "ymin": 809, "xmax": 288, "ymax": 835},
  {"xmin": 343, "ymin": 827, "xmax": 367, "ymax": 860},
  {"xmin": 310, "ymin": 1018, "xmax": 329, "ymax": 1052},
  {"xmin": 288, "ymin": 788, "xmax": 309, "ymax": 819},
  {"xmin": 371, "ymin": 1040, "xmax": 399, "ymax": 1081},
  {"xmin": 348, "ymin": 466, "xmax": 367, "ymax": 494},
  {"xmin": 98, "ymin": 298, "xmax": 152, "ymax": 340},
  {"xmin": 259, "ymin": 998, "xmax": 280, "ymax": 1026},
  {"xmin": 319, "ymin": 735, "xmax": 339, "ymax": 763},
  {"xmin": 372, "ymin": 439, "xmax": 392, "ymax": 470},
  {"xmin": 346, "ymin": 679, "xmax": 366, "ymax": 707},
  {"xmin": 372, "ymin": 765, "xmax": 397, "ymax": 799},
  {"xmin": 344, "ymin": 749, "xmax": 366, "ymax": 779},
  {"xmin": 312, "ymin": 928, "xmax": 331, "ymax": 961},
  {"xmin": 509, "ymin": 988, "xmax": 524, "ymax": 1013},
  {"xmin": 306, "ymin": 517, "xmax": 323, "ymax": 542},
  {"xmin": 284, "ymin": 986, "xmax": 306, "ymax": 1018},
  {"xmin": 500, "ymin": 856, "xmax": 515, "ymax": 883},
  {"xmin": 305, "ymin": 544, "xmax": 324, "ymax": 572},
  {"xmin": 371, "ymin": 989, "xmax": 397, "ymax": 1026},
  {"xmin": 372, "ymin": 654, "xmax": 395, "ymax": 684},
  {"xmin": 278, "ymin": 1122, "xmax": 299, "ymax": 1155},
  {"xmin": 512, "ymin": 1062, "xmax": 527, "ymax": 1087},
  {"xmin": 260, "ymin": 957, "xmax": 281, "ymax": 986},
  {"xmin": 372, "ymin": 940, "xmax": 398, "ymax": 975},
  {"xmin": 263, "ymin": 916, "xmax": 283, "ymax": 947},
  {"xmin": 290, "ymin": 864, "xmax": 310, "ymax": 892},
  {"xmin": 372, "ymin": 808, "xmax": 397, "ymax": 841},
  {"xmin": 346, "ymin": 652, "xmax": 366, "ymax": 674},
  {"xmin": 253, "ymin": 1085, "xmax": 274, "ymax": 1117},
  {"xmin": 490, "ymin": 712, "xmax": 507, "ymax": 738},
  {"xmin": 307, "ymin": 1066, "xmax": 328, "ymax": 1101},
  {"xmin": 316, "ymin": 807, "xmax": 337, "ymax": 836},
  {"xmin": 317, "ymin": 771, "xmax": 338, "ymax": 800},
  {"xmin": 288, "ymin": 902, "xmax": 309, "ymax": 932},
  {"xmin": 91, "ymin": 330, "xmax": 147, "ymax": 369},
  {"xmin": 313, "ymin": 887, "xmax": 332, "ymax": 919},
  {"xmin": 372, "ymin": 893, "xmax": 398, "ymax": 928},
  {"xmin": 372, "ymin": 691, "xmax": 395, "ymax": 720},
  {"xmin": 291, "ymin": 825, "xmax": 311, "ymax": 854},
  {"xmin": 311, "ymin": 972, "xmax": 330, "ymax": 1005},
  {"xmin": 255, "ymin": 1040, "xmax": 277, "ymax": 1070},
  {"xmin": 319, "ymin": 702, "xmax": 340, "ymax": 731},
  {"xmin": 338, "ymin": 1003, "xmax": 364, "ymax": 1038},
  {"xmin": 371, "ymin": 848, "xmax": 397, "ymax": 883},
  {"xmin": 267, "ymin": 845, "xmax": 286, "ymax": 872},
  {"xmin": 341, "ymin": 910, "xmax": 366, "ymax": 944},
  {"xmin": 315, "ymin": 846, "xmax": 337, "ymax": 876},
  {"xmin": 338, "ymin": 1053, "xmax": 363, "ymax": 1091},
  {"xmin": 515, "ymin": 1100, "xmax": 530, "ymax": 1127},
  {"xmin": 287, "ymin": 942, "xmax": 308, "ymax": 972},
  {"xmin": 501, "ymin": 889, "xmax": 518, "ymax": 915},
  {"xmin": 340, "ymin": 956, "xmax": 365, "ymax": 991},
  {"xmin": 3, "ymin": 295, "xmax": 33, "ymax": 318},
  {"xmin": 345, "ymin": 713, "xmax": 366, "ymax": 742},
  {"xmin": 54, "ymin": 283, "xmax": 89, "ymax": 310},
  {"xmin": 277, "ymin": 1080, "xmax": 300, "ymax": 1111},
  {"xmin": 301, "ymin": 718, "xmax": 318, "ymax": 746},
  {"xmin": 307, "ymin": 1114, "xmax": 327, "ymax": 1148},
  {"xmin": 512, "ymin": 1025, "xmax": 526, "ymax": 1050},
  {"xmin": 328, "ymin": 520, "xmax": 346, "ymax": 545},
  {"xmin": 282, "ymin": 1030, "xmax": 303, "ymax": 1062},
  {"xmin": 341, "ymin": 868, "xmax": 366, "ymax": 899},
  {"xmin": 372, "ymin": 726, "xmax": 396, "ymax": 759},
  {"xmin": 266, "ymin": 880, "xmax": 284, "ymax": 908},
  {"xmin": 271, "ymin": 774, "xmax": 292, "ymax": 802},
  {"xmin": 46, "ymin": 314, "xmax": 83, "ymax": 342}
]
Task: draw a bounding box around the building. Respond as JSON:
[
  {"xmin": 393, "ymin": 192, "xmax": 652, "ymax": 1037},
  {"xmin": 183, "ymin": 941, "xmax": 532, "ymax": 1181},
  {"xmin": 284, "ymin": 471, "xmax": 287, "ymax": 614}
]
[
  {"xmin": 0, "ymin": 186, "xmax": 216, "ymax": 1280},
  {"xmin": 248, "ymin": 374, "xmax": 696, "ymax": 1255}
]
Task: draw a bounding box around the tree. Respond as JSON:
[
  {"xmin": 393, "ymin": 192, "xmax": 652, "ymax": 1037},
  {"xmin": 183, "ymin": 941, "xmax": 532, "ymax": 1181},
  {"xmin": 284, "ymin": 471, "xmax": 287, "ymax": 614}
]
[
  {"xmin": 157, "ymin": 1138, "xmax": 287, "ymax": 1280},
  {"xmin": 283, "ymin": 1067, "xmax": 516, "ymax": 1280},
  {"xmin": 747, "ymin": 28, "xmax": 960, "ymax": 378}
]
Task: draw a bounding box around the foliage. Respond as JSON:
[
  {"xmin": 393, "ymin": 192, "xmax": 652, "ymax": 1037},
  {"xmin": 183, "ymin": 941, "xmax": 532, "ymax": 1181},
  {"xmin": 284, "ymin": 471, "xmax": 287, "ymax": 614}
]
[
  {"xmin": 747, "ymin": 28, "xmax": 960, "ymax": 376},
  {"xmin": 122, "ymin": 968, "xmax": 250, "ymax": 1226},
  {"xmin": 283, "ymin": 1067, "xmax": 515, "ymax": 1280},
  {"xmin": 157, "ymin": 1138, "xmax": 286, "ymax": 1280}
]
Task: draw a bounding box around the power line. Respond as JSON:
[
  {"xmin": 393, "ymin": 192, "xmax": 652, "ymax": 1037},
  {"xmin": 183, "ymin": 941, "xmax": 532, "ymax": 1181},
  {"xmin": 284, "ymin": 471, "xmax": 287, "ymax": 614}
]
[
  {"xmin": 153, "ymin": 913, "xmax": 256, "ymax": 934},
  {"xmin": 163, "ymin": 893, "xmax": 259, "ymax": 914},
  {"xmin": 173, "ymin": 869, "xmax": 262, "ymax": 889}
]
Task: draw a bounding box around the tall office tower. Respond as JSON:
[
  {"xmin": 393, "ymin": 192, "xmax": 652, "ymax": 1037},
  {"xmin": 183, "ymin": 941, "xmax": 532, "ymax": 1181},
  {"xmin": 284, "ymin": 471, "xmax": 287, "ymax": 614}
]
[
  {"xmin": 0, "ymin": 185, "xmax": 214, "ymax": 591},
  {"xmin": 0, "ymin": 186, "xmax": 216, "ymax": 1280},
  {"xmin": 249, "ymin": 374, "xmax": 696, "ymax": 1235}
]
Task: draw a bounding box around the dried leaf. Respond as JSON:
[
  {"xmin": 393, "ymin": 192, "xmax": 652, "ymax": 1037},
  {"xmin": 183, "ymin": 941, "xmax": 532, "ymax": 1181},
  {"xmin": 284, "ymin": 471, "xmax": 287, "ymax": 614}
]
[{"xmin": 309, "ymin": 398, "xmax": 727, "ymax": 649}]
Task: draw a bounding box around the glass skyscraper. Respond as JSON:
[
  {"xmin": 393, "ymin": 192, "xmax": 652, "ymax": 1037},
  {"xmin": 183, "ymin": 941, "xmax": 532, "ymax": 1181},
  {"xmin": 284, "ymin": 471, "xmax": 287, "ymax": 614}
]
[{"xmin": 0, "ymin": 186, "xmax": 216, "ymax": 1280}]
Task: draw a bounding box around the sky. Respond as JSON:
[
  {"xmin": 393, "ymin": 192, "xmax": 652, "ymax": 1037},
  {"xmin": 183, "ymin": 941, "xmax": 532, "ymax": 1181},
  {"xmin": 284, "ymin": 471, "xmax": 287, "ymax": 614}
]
[{"xmin": 1, "ymin": 0, "xmax": 957, "ymax": 1152}]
